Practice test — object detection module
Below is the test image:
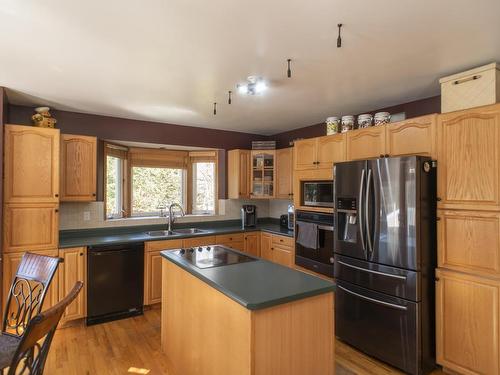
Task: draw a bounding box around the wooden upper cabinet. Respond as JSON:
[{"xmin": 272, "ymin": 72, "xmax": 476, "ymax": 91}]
[
  {"xmin": 317, "ymin": 134, "xmax": 346, "ymax": 168},
  {"xmin": 293, "ymin": 138, "xmax": 317, "ymax": 170},
  {"xmin": 294, "ymin": 134, "xmax": 346, "ymax": 171},
  {"xmin": 436, "ymin": 269, "xmax": 500, "ymax": 375},
  {"xmin": 438, "ymin": 209, "xmax": 500, "ymax": 277},
  {"xmin": 385, "ymin": 115, "xmax": 437, "ymax": 158},
  {"xmin": 437, "ymin": 104, "xmax": 500, "ymax": 210},
  {"xmin": 60, "ymin": 134, "xmax": 97, "ymax": 201},
  {"xmin": 3, "ymin": 203, "xmax": 59, "ymax": 253},
  {"xmin": 227, "ymin": 149, "xmax": 251, "ymax": 199},
  {"xmin": 276, "ymin": 147, "xmax": 293, "ymax": 199},
  {"xmin": 4, "ymin": 125, "xmax": 59, "ymax": 203},
  {"xmin": 346, "ymin": 126, "xmax": 386, "ymax": 161},
  {"xmin": 59, "ymin": 247, "xmax": 87, "ymax": 322}
]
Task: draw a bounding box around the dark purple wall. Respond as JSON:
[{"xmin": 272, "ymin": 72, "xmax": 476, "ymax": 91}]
[
  {"xmin": 273, "ymin": 95, "xmax": 441, "ymax": 148},
  {"xmin": 8, "ymin": 105, "xmax": 266, "ymax": 150}
]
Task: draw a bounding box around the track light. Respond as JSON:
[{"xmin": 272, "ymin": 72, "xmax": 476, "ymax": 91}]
[
  {"xmin": 337, "ymin": 24, "xmax": 343, "ymax": 48},
  {"xmin": 213, "ymin": 102, "xmax": 217, "ymax": 115},
  {"xmin": 287, "ymin": 59, "xmax": 292, "ymax": 78},
  {"xmin": 228, "ymin": 91, "xmax": 232, "ymax": 104}
]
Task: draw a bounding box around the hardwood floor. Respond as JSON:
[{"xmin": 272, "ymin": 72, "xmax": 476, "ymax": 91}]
[{"xmin": 46, "ymin": 307, "xmax": 445, "ymax": 375}]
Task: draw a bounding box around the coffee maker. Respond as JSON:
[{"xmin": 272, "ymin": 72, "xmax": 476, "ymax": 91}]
[{"xmin": 241, "ymin": 205, "xmax": 256, "ymax": 228}]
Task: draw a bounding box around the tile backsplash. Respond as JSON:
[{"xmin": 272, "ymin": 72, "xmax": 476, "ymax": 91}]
[{"xmin": 59, "ymin": 199, "xmax": 291, "ymax": 230}]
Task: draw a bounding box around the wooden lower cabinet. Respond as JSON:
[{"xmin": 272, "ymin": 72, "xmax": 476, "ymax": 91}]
[
  {"xmin": 2, "ymin": 249, "xmax": 59, "ymax": 313},
  {"xmin": 244, "ymin": 232, "xmax": 260, "ymax": 256},
  {"xmin": 58, "ymin": 247, "xmax": 87, "ymax": 323},
  {"xmin": 260, "ymin": 232, "xmax": 293, "ymax": 267},
  {"xmin": 215, "ymin": 233, "xmax": 245, "ymax": 251},
  {"xmin": 436, "ymin": 268, "xmax": 500, "ymax": 374},
  {"xmin": 182, "ymin": 236, "xmax": 216, "ymax": 248},
  {"xmin": 144, "ymin": 239, "xmax": 183, "ymax": 306}
]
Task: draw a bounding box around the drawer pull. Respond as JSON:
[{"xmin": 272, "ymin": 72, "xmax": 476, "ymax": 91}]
[{"xmin": 337, "ymin": 285, "xmax": 408, "ymax": 311}]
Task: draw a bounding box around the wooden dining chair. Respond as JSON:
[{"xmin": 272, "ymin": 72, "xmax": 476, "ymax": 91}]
[
  {"xmin": 4, "ymin": 281, "xmax": 83, "ymax": 375},
  {"xmin": 2, "ymin": 252, "xmax": 62, "ymax": 337}
]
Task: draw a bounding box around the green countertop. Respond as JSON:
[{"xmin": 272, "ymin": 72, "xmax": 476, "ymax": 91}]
[
  {"xmin": 59, "ymin": 219, "xmax": 293, "ymax": 249},
  {"xmin": 161, "ymin": 246, "xmax": 335, "ymax": 310}
]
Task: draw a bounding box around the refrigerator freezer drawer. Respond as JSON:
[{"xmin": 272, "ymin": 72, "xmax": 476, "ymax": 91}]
[
  {"xmin": 335, "ymin": 255, "xmax": 419, "ymax": 301},
  {"xmin": 335, "ymin": 280, "xmax": 421, "ymax": 375}
]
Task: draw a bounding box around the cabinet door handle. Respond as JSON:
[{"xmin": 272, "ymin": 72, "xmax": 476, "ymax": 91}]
[
  {"xmin": 271, "ymin": 247, "xmax": 274, "ymax": 250},
  {"xmin": 80, "ymin": 253, "xmax": 83, "ymax": 256},
  {"xmin": 92, "ymin": 193, "xmax": 96, "ymax": 196},
  {"xmin": 55, "ymin": 194, "xmax": 59, "ymax": 198},
  {"xmin": 55, "ymin": 209, "xmax": 59, "ymax": 213},
  {"xmin": 436, "ymin": 197, "xmax": 442, "ymax": 202},
  {"xmin": 380, "ymin": 154, "xmax": 384, "ymax": 158}
]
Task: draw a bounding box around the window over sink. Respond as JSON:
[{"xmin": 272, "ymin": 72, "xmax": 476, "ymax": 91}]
[{"xmin": 104, "ymin": 143, "xmax": 218, "ymax": 219}]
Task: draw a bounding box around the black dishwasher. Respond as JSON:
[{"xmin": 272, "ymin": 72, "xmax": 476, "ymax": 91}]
[{"xmin": 87, "ymin": 243, "xmax": 144, "ymax": 325}]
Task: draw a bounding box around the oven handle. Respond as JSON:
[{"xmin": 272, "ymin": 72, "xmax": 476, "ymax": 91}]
[
  {"xmin": 318, "ymin": 225, "xmax": 334, "ymax": 231},
  {"xmin": 337, "ymin": 285, "xmax": 408, "ymax": 311},
  {"xmin": 337, "ymin": 260, "xmax": 407, "ymax": 280},
  {"xmin": 358, "ymin": 169, "xmax": 366, "ymax": 252}
]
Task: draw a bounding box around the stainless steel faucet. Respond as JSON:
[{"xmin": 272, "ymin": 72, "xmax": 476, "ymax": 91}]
[{"xmin": 167, "ymin": 203, "xmax": 185, "ymax": 232}]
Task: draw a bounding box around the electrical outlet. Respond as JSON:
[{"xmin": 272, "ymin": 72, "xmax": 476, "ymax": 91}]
[{"xmin": 83, "ymin": 211, "xmax": 91, "ymax": 221}]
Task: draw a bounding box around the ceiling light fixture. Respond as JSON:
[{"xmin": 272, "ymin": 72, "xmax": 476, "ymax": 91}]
[
  {"xmin": 237, "ymin": 76, "xmax": 268, "ymax": 95},
  {"xmin": 337, "ymin": 23, "xmax": 343, "ymax": 48},
  {"xmin": 287, "ymin": 59, "xmax": 292, "ymax": 78}
]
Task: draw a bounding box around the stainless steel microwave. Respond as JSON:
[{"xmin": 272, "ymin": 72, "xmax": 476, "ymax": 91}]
[{"xmin": 301, "ymin": 180, "xmax": 334, "ymax": 208}]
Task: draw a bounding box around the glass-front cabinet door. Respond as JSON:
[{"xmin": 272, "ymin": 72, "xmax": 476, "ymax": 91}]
[{"xmin": 251, "ymin": 150, "xmax": 275, "ymax": 198}]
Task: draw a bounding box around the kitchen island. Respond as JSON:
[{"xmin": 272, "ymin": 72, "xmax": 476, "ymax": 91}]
[{"xmin": 160, "ymin": 246, "xmax": 335, "ymax": 375}]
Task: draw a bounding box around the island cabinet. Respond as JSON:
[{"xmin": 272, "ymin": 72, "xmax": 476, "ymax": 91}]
[
  {"xmin": 161, "ymin": 254, "xmax": 335, "ymax": 375},
  {"xmin": 294, "ymin": 133, "xmax": 346, "ymax": 171},
  {"xmin": 275, "ymin": 147, "xmax": 293, "ymax": 199},
  {"xmin": 58, "ymin": 247, "xmax": 87, "ymax": 323},
  {"xmin": 227, "ymin": 149, "xmax": 251, "ymax": 199},
  {"xmin": 2, "ymin": 249, "xmax": 59, "ymax": 313},
  {"xmin": 182, "ymin": 235, "xmax": 216, "ymax": 248},
  {"xmin": 144, "ymin": 239, "xmax": 183, "ymax": 306},
  {"xmin": 260, "ymin": 232, "xmax": 294, "ymax": 267},
  {"xmin": 60, "ymin": 134, "xmax": 97, "ymax": 202}
]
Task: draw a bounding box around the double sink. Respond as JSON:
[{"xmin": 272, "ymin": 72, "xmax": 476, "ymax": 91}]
[{"xmin": 145, "ymin": 228, "xmax": 209, "ymax": 237}]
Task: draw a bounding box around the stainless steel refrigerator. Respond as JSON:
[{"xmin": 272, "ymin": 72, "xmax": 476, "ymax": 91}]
[{"xmin": 334, "ymin": 156, "xmax": 436, "ymax": 375}]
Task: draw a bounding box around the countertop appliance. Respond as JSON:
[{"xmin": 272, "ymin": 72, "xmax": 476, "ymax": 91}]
[
  {"xmin": 173, "ymin": 245, "xmax": 257, "ymax": 269},
  {"xmin": 334, "ymin": 156, "xmax": 436, "ymax": 374},
  {"xmin": 295, "ymin": 210, "xmax": 335, "ymax": 277},
  {"xmin": 279, "ymin": 214, "xmax": 288, "ymax": 228},
  {"xmin": 87, "ymin": 243, "xmax": 144, "ymax": 325},
  {"xmin": 301, "ymin": 180, "xmax": 334, "ymax": 208},
  {"xmin": 241, "ymin": 204, "xmax": 256, "ymax": 227}
]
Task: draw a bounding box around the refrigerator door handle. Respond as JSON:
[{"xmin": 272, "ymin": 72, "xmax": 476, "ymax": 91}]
[
  {"xmin": 337, "ymin": 284, "xmax": 408, "ymax": 311},
  {"xmin": 358, "ymin": 169, "xmax": 366, "ymax": 252},
  {"xmin": 337, "ymin": 260, "xmax": 407, "ymax": 280},
  {"xmin": 365, "ymin": 168, "xmax": 373, "ymax": 254}
]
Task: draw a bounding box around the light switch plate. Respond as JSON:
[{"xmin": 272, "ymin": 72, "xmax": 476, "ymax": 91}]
[{"xmin": 83, "ymin": 211, "xmax": 91, "ymax": 221}]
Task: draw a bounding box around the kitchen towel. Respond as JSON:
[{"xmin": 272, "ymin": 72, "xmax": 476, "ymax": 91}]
[{"xmin": 296, "ymin": 221, "xmax": 319, "ymax": 250}]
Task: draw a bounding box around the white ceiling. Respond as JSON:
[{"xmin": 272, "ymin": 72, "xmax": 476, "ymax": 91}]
[{"xmin": 1, "ymin": 0, "xmax": 499, "ymax": 135}]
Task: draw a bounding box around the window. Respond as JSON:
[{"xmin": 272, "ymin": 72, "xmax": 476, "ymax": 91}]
[
  {"xmin": 105, "ymin": 144, "xmax": 127, "ymax": 219},
  {"xmin": 131, "ymin": 166, "xmax": 185, "ymax": 216},
  {"xmin": 104, "ymin": 145, "xmax": 218, "ymax": 219},
  {"xmin": 192, "ymin": 161, "xmax": 216, "ymax": 215}
]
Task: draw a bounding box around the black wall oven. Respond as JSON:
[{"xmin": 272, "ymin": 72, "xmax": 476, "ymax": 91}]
[{"xmin": 295, "ymin": 210, "xmax": 335, "ymax": 277}]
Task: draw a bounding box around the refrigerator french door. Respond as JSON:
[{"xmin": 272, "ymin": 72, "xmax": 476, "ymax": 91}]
[{"xmin": 334, "ymin": 156, "xmax": 436, "ymax": 375}]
